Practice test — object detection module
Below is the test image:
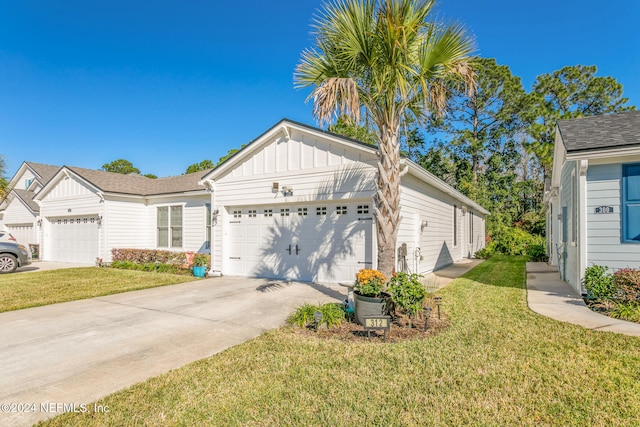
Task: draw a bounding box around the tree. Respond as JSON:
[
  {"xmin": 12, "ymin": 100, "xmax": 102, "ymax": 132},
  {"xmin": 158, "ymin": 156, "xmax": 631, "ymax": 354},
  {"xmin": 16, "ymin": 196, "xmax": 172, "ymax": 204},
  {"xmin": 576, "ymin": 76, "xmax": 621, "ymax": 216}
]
[
  {"xmin": 527, "ymin": 65, "xmax": 635, "ymax": 179},
  {"xmin": 101, "ymin": 159, "xmax": 141, "ymax": 175},
  {"xmin": 185, "ymin": 160, "xmax": 214, "ymax": 174},
  {"xmin": 0, "ymin": 155, "xmax": 7, "ymax": 200},
  {"xmin": 295, "ymin": 0, "xmax": 475, "ymax": 277},
  {"xmin": 215, "ymin": 145, "xmax": 246, "ymax": 167},
  {"xmin": 328, "ymin": 116, "xmax": 377, "ymax": 146}
]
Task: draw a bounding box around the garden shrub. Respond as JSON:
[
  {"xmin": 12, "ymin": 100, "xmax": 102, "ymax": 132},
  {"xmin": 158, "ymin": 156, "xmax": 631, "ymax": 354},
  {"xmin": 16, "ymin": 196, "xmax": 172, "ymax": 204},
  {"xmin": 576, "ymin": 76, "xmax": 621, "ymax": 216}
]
[
  {"xmin": 386, "ymin": 272, "xmax": 428, "ymax": 318},
  {"xmin": 583, "ymin": 265, "xmax": 616, "ymax": 300},
  {"xmin": 612, "ymin": 268, "xmax": 640, "ymax": 304},
  {"xmin": 287, "ymin": 302, "xmax": 345, "ymax": 329},
  {"xmin": 526, "ymin": 243, "xmax": 548, "ymax": 262},
  {"xmin": 609, "ymin": 302, "xmax": 640, "ymax": 322},
  {"xmin": 110, "ymin": 248, "xmax": 193, "ymax": 275}
]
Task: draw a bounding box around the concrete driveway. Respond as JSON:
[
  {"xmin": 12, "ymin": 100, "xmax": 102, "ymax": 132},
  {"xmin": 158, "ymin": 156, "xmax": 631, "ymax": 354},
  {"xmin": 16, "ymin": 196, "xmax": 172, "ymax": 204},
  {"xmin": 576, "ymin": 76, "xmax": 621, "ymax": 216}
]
[{"xmin": 0, "ymin": 276, "xmax": 343, "ymax": 426}]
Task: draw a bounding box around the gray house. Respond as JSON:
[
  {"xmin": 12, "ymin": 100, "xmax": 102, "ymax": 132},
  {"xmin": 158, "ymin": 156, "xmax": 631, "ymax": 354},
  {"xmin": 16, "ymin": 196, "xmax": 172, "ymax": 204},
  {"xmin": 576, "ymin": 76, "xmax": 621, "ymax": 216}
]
[{"xmin": 545, "ymin": 110, "xmax": 640, "ymax": 293}]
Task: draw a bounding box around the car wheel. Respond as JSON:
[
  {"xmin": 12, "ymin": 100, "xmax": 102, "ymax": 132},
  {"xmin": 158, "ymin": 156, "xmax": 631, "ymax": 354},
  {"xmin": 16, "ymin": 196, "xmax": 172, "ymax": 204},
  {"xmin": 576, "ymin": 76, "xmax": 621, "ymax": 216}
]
[{"xmin": 0, "ymin": 254, "xmax": 18, "ymax": 273}]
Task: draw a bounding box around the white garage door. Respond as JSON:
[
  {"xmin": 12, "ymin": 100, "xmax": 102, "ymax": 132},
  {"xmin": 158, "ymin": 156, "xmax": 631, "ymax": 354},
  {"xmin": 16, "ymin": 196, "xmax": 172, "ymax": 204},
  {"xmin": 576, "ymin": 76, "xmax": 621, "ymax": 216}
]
[
  {"xmin": 48, "ymin": 216, "xmax": 99, "ymax": 264},
  {"xmin": 226, "ymin": 202, "xmax": 373, "ymax": 283},
  {"xmin": 5, "ymin": 224, "xmax": 34, "ymax": 245}
]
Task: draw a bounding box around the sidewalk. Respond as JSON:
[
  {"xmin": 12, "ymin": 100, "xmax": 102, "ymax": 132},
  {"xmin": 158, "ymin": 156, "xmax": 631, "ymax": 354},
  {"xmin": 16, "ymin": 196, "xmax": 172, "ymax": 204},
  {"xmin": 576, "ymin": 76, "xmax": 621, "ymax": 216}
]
[{"xmin": 526, "ymin": 262, "xmax": 640, "ymax": 337}]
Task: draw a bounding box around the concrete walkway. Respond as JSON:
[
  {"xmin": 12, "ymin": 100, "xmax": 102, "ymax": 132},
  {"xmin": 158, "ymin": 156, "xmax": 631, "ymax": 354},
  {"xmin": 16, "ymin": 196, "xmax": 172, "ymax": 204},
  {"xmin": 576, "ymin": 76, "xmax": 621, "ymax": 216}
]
[
  {"xmin": 0, "ymin": 276, "xmax": 343, "ymax": 426},
  {"xmin": 526, "ymin": 262, "xmax": 640, "ymax": 337}
]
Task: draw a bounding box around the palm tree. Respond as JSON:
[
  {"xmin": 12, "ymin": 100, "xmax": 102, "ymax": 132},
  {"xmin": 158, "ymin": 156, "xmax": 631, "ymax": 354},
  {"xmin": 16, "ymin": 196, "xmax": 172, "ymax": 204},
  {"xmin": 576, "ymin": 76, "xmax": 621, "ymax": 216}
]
[{"xmin": 295, "ymin": 0, "xmax": 476, "ymax": 277}]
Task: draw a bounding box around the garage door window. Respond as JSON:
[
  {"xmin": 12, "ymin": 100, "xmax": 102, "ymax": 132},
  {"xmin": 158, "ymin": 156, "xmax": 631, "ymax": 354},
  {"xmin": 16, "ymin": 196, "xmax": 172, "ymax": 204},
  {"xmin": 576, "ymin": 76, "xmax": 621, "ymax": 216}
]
[{"xmin": 157, "ymin": 205, "xmax": 183, "ymax": 248}]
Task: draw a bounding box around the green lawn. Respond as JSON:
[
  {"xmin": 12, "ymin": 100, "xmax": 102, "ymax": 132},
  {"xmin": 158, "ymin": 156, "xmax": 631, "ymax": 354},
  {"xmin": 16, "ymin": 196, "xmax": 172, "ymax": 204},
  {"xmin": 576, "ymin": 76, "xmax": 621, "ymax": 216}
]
[
  {"xmin": 41, "ymin": 256, "xmax": 640, "ymax": 426},
  {"xmin": 0, "ymin": 268, "xmax": 197, "ymax": 312}
]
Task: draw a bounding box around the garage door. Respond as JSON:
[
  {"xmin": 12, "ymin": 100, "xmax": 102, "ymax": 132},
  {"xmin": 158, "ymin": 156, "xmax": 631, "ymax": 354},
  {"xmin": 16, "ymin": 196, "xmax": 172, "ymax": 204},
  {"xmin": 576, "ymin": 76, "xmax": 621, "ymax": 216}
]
[
  {"xmin": 48, "ymin": 216, "xmax": 99, "ymax": 264},
  {"xmin": 5, "ymin": 224, "xmax": 34, "ymax": 245},
  {"xmin": 226, "ymin": 202, "xmax": 373, "ymax": 283}
]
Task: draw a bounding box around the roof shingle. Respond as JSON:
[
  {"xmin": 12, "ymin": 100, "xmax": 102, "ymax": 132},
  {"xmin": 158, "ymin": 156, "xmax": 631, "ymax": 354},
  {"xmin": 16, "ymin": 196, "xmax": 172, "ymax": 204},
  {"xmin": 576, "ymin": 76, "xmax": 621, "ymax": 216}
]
[{"xmin": 557, "ymin": 110, "xmax": 640, "ymax": 153}]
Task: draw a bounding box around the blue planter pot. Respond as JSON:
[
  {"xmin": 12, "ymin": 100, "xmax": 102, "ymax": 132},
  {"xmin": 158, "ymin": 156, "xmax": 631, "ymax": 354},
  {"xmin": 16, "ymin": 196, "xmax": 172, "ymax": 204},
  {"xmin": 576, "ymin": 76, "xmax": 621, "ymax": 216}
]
[{"xmin": 192, "ymin": 266, "xmax": 207, "ymax": 278}]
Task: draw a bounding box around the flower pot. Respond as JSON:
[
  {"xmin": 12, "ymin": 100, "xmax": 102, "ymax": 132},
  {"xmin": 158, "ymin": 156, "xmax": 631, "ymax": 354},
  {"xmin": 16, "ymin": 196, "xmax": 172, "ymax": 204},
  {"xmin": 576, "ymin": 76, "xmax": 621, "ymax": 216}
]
[
  {"xmin": 192, "ymin": 266, "xmax": 207, "ymax": 278},
  {"xmin": 354, "ymin": 292, "xmax": 389, "ymax": 325}
]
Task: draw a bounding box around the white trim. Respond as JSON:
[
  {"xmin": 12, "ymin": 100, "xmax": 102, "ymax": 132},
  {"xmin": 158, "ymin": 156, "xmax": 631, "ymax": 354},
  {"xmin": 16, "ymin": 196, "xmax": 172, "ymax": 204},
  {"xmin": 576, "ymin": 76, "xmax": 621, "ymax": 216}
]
[{"xmin": 578, "ymin": 160, "xmax": 588, "ymax": 293}]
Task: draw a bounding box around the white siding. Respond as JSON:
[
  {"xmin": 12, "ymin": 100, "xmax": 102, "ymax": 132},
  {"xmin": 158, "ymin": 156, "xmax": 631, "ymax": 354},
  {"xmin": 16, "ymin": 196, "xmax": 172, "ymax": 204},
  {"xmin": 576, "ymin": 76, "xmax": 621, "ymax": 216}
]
[
  {"xmin": 587, "ymin": 163, "xmax": 640, "ymax": 270},
  {"xmin": 103, "ymin": 198, "xmax": 148, "ymax": 261},
  {"xmin": 397, "ymin": 174, "xmax": 482, "ymax": 274},
  {"xmin": 147, "ymin": 195, "xmax": 210, "ymax": 255}
]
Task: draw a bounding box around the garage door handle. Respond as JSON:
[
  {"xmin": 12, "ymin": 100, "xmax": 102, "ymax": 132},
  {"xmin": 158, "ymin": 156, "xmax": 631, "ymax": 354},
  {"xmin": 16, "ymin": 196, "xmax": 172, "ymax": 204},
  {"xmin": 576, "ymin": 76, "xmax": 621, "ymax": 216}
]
[
  {"xmin": 287, "ymin": 244, "xmax": 292, "ymax": 255},
  {"xmin": 296, "ymin": 244, "xmax": 300, "ymax": 255},
  {"xmin": 230, "ymin": 257, "xmax": 241, "ymax": 260}
]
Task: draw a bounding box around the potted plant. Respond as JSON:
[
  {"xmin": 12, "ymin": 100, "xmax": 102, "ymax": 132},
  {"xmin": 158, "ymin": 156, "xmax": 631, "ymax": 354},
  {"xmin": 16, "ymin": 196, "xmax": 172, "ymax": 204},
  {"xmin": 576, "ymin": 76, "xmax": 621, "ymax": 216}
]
[
  {"xmin": 353, "ymin": 268, "xmax": 389, "ymax": 325},
  {"xmin": 192, "ymin": 253, "xmax": 209, "ymax": 278}
]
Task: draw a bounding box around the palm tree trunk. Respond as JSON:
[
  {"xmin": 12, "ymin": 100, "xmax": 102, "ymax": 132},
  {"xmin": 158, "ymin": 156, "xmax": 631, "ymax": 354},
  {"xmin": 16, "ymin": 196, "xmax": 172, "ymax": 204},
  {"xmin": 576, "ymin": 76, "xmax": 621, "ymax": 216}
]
[{"xmin": 374, "ymin": 124, "xmax": 401, "ymax": 278}]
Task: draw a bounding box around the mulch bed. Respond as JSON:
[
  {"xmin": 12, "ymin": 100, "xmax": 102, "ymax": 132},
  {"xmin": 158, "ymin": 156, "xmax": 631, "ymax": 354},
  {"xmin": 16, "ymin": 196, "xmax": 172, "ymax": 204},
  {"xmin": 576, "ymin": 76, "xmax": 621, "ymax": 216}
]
[{"xmin": 292, "ymin": 311, "xmax": 450, "ymax": 343}]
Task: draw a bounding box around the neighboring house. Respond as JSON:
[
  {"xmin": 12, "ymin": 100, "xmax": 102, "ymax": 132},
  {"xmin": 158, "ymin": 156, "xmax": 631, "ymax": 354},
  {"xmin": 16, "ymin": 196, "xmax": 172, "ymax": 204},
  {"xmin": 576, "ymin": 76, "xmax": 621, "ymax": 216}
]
[
  {"xmin": 0, "ymin": 162, "xmax": 61, "ymax": 248},
  {"xmin": 1, "ymin": 119, "xmax": 488, "ymax": 282},
  {"xmin": 545, "ymin": 110, "xmax": 640, "ymax": 293},
  {"xmin": 0, "ymin": 162, "xmax": 213, "ymax": 264},
  {"xmin": 200, "ymin": 119, "xmax": 488, "ymax": 283}
]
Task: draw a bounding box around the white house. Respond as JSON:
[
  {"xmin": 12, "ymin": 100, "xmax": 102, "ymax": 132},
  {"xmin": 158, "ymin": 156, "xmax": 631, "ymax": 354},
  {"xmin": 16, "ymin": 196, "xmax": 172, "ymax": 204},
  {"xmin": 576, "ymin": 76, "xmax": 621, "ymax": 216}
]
[
  {"xmin": 545, "ymin": 110, "xmax": 640, "ymax": 293},
  {"xmin": 1, "ymin": 162, "xmax": 213, "ymax": 264},
  {"xmin": 1, "ymin": 119, "xmax": 488, "ymax": 282},
  {"xmin": 201, "ymin": 119, "xmax": 488, "ymax": 283}
]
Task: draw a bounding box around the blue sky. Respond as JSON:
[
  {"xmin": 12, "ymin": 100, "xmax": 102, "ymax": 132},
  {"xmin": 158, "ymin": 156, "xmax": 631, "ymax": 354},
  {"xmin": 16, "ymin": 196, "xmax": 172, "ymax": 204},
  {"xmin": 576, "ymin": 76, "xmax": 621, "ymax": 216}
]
[{"xmin": 1, "ymin": 0, "xmax": 638, "ymax": 178}]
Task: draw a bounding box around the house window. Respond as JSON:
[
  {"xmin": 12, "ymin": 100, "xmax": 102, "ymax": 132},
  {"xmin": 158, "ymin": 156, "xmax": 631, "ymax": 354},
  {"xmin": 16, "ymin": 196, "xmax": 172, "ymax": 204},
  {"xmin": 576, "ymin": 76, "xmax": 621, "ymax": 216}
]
[
  {"xmin": 297, "ymin": 207, "xmax": 308, "ymax": 216},
  {"xmin": 453, "ymin": 205, "xmax": 457, "ymax": 247},
  {"xmin": 469, "ymin": 212, "xmax": 474, "ymax": 244},
  {"xmin": 357, "ymin": 205, "xmax": 369, "ymax": 214},
  {"xmin": 205, "ymin": 204, "xmax": 211, "ymax": 249},
  {"xmin": 316, "ymin": 207, "xmax": 327, "ymax": 216},
  {"xmin": 157, "ymin": 205, "xmax": 183, "ymax": 248},
  {"xmin": 25, "ymin": 178, "xmax": 33, "ymax": 189},
  {"xmin": 623, "ymin": 163, "xmax": 640, "ymax": 242},
  {"xmin": 336, "ymin": 206, "xmax": 347, "ymax": 215},
  {"xmin": 264, "ymin": 209, "xmax": 273, "ymax": 217},
  {"xmin": 281, "ymin": 208, "xmax": 290, "ymax": 217},
  {"xmin": 233, "ymin": 210, "xmax": 242, "ymax": 219},
  {"xmin": 248, "ymin": 210, "xmax": 257, "ymax": 218}
]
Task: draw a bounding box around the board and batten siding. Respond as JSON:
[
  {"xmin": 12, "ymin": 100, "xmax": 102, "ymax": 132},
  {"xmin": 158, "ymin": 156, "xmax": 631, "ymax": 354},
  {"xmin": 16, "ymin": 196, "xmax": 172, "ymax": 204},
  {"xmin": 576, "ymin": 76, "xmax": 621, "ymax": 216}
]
[
  {"xmin": 559, "ymin": 160, "xmax": 579, "ymax": 290},
  {"xmin": 587, "ymin": 163, "xmax": 640, "ymax": 268},
  {"xmin": 211, "ymin": 133, "xmax": 378, "ymax": 274}
]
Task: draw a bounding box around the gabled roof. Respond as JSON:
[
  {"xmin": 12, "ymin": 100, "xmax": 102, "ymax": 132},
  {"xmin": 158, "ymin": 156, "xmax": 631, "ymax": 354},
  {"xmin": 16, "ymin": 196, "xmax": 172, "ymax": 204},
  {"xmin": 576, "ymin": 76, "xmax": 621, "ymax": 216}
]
[
  {"xmin": 62, "ymin": 166, "xmax": 212, "ymax": 196},
  {"xmin": 557, "ymin": 110, "xmax": 640, "ymax": 153},
  {"xmin": 25, "ymin": 162, "xmax": 62, "ymax": 185},
  {"xmin": 12, "ymin": 189, "xmax": 40, "ymax": 213}
]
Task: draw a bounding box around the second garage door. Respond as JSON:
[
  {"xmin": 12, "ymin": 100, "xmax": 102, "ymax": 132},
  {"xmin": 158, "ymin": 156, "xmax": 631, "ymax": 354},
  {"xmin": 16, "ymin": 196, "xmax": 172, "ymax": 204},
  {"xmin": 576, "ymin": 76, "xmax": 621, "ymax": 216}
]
[
  {"xmin": 48, "ymin": 216, "xmax": 99, "ymax": 264},
  {"xmin": 226, "ymin": 202, "xmax": 373, "ymax": 283}
]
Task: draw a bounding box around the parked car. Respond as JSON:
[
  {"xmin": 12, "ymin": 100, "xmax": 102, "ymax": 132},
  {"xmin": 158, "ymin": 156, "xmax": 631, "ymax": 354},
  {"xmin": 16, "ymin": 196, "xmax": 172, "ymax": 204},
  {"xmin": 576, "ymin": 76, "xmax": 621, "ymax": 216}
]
[
  {"xmin": 0, "ymin": 241, "xmax": 32, "ymax": 273},
  {"xmin": 0, "ymin": 232, "xmax": 17, "ymax": 243}
]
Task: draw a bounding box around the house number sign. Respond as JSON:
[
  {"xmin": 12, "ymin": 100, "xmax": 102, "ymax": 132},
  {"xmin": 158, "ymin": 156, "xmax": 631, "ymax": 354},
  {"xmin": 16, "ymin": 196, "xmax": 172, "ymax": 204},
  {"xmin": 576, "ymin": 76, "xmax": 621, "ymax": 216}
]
[
  {"xmin": 363, "ymin": 316, "xmax": 390, "ymax": 330},
  {"xmin": 594, "ymin": 206, "xmax": 614, "ymax": 214}
]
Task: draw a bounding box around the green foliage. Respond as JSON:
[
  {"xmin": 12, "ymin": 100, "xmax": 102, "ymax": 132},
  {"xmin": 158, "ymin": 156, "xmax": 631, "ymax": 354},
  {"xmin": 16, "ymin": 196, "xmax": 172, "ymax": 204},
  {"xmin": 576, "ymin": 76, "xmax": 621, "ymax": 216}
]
[
  {"xmin": 609, "ymin": 303, "xmax": 640, "ymax": 323},
  {"xmin": 526, "ymin": 244, "xmax": 548, "ymax": 262},
  {"xmin": 100, "ymin": 159, "xmax": 141, "ymax": 175},
  {"xmin": 489, "ymin": 226, "xmax": 544, "ymax": 256},
  {"xmin": 111, "ymin": 248, "xmax": 188, "ymax": 265},
  {"xmin": 143, "ymin": 173, "xmax": 157, "ymax": 179},
  {"xmin": 192, "ymin": 253, "xmax": 210, "ymax": 267},
  {"xmin": 386, "ymin": 272, "xmax": 428, "ymax": 317},
  {"xmin": 287, "ymin": 302, "xmax": 345, "ymax": 329},
  {"xmin": 474, "ymin": 245, "xmax": 495, "ymax": 259},
  {"xmin": 612, "ymin": 268, "xmax": 640, "ymax": 304},
  {"xmin": 583, "ymin": 265, "xmax": 616, "ymax": 300},
  {"xmin": 109, "ymin": 260, "xmax": 191, "ymax": 275},
  {"xmin": 185, "ymin": 160, "xmax": 214, "ymax": 174},
  {"xmin": 0, "ymin": 154, "xmax": 7, "ymax": 200},
  {"xmin": 216, "ymin": 145, "xmax": 246, "ymax": 166},
  {"xmin": 328, "ymin": 116, "xmax": 377, "ymax": 146},
  {"xmin": 527, "ymin": 65, "xmax": 635, "ymax": 178}
]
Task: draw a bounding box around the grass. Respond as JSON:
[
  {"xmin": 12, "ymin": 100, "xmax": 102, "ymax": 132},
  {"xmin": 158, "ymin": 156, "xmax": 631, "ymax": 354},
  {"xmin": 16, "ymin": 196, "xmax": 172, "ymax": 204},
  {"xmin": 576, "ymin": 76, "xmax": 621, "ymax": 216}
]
[
  {"xmin": 0, "ymin": 268, "xmax": 197, "ymax": 312},
  {"xmin": 40, "ymin": 255, "xmax": 640, "ymax": 426}
]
